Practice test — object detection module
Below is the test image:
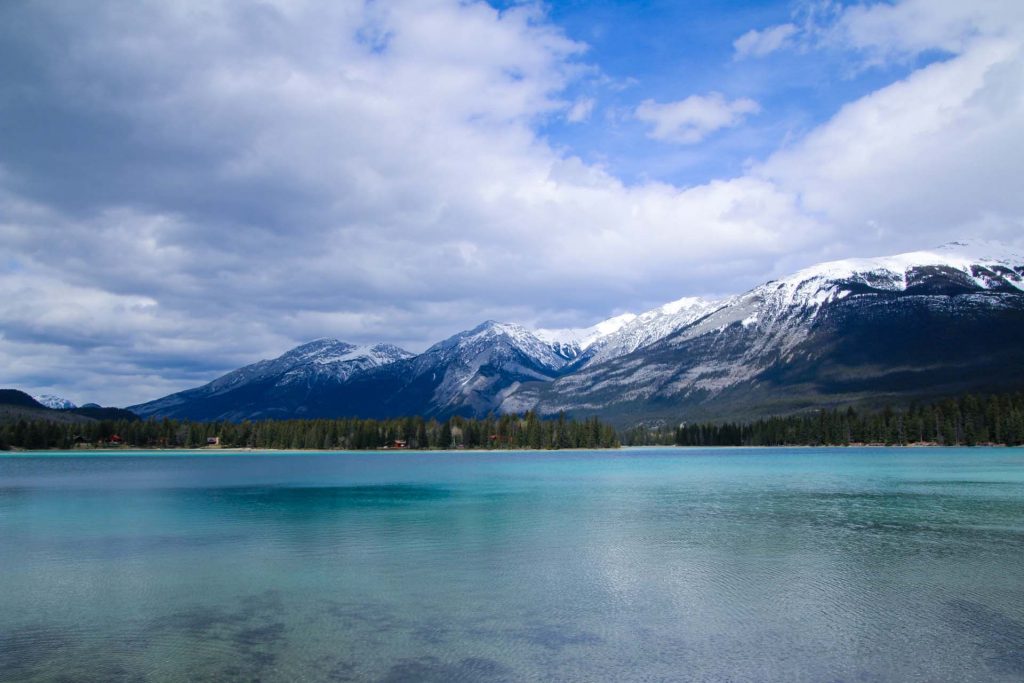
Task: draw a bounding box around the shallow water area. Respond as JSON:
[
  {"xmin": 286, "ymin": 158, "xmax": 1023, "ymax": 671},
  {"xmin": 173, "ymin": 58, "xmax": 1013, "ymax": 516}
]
[{"xmin": 2, "ymin": 447, "xmax": 1023, "ymax": 681}]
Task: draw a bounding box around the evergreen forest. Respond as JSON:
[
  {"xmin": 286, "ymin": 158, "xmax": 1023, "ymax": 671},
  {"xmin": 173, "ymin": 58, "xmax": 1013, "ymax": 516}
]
[
  {"xmin": 621, "ymin": 394, "xmax": 1024, "ymax": 447},
  {"xmin": 0, "ymin": 411, "xmax": 620, "ymax": 451}
]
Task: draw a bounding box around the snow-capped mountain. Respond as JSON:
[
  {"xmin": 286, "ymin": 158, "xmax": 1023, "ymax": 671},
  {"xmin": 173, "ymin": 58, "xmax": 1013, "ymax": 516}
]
[
  {"xmin": 206, "ymin": 338, "xmax": 414, "ymax": 389},
  {"xmin": 32, "ymin": 394, "xmax": 78, "ymax": 410},
  {"xmin": 579, "ymin": 296, "xmax": 726, "ymax": 367},
  {"xmin": 533, "ymin": 297, "xmax": 724, "ymax": 368},
  {"xmin": 336, "ymin": 320, "xmax": 581, "ymax": 419},
  {"xmin": 429, "ymin": 321, "xmax": 572, "ymax": 373},
  {"xmin": 422, "ymin": 320, "xmax": 576, "ymax": 413},
  {"xmin": 503, "ymin": 241, "xmax": 1024, "ymax": 423},
  {"xmin": 129, "ymin": 339, "xmax": 414, "ymax": 420},
  {"xmin": 534, "ymin": 313, "xmax": 637, "ymax": 360},
  {"xmin": 128, "ymin": 323, "xmax": 577, "ymax": 421},
  {"xmin": 132, "ymin": 241, "xmax": 1024, "ymax": 425}
]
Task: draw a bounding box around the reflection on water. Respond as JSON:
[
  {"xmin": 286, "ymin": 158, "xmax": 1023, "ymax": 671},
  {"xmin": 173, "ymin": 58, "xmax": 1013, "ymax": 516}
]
[{"xmin": 1, "ymin": 448, "xmax": 1023, "ymax": 681}]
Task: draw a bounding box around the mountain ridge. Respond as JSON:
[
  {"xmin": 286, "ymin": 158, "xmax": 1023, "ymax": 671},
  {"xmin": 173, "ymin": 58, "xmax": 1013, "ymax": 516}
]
[
  {"xmin": 127, "ymin": 240, "xmax": 1024, "ymax": 424},
  {"xmin": 504, "ymin": 241, "xmax": 1024, "ymax": 424}
]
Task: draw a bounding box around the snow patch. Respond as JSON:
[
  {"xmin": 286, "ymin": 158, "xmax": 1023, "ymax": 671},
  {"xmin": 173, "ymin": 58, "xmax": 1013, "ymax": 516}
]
[{"xmin": 33, "ymin": 394, "xmax": 77, "ymax": 409}]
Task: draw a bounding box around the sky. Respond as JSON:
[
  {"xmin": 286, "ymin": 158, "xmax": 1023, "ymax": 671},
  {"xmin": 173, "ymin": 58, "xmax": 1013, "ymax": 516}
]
[{"xmin": 1, "ymin": 0, "xmax": 1023, "ymax": 407}]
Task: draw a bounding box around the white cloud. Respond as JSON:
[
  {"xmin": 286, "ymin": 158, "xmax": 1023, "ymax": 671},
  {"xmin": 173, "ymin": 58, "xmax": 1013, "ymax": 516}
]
[
  {"xmin": 734, "ymin": 2, "xmax": 1024, "ymax": 67},
  {"xmin": 635, "ymin": 93, "xmax": 761, "ymax": 144},
  {"xmin": 567, "ymin": 97, "xmax": 596, "ymax": 122},
  {"xmin": 733, "ymin": 23, "xmax": 798, "ymax": 60},
  {"xmin": 756, "ymin": 36, "xmax": 1024, "ymax": 249},
  {"xmin": 834, "ymin": 0, "xmax": 1024, "ymax": 63}
]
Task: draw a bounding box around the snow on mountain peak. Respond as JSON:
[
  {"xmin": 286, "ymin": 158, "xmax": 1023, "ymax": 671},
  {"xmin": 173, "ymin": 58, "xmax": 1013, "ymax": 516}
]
[
  {"xmin": 534, "ymin": 296, "xmax": 725, "ymax": 368},
  {"xmin": 643, "ymin": 240, "xmax": 1024, "ymax": 393},
  {"xmin": 658, "ymin": 296, "xmax": 714, "ymax": 316},
  {"xmin": 428, "ymin": 320, "xmax": 571, "ymax": 371},
  {"xmin": 533, "ymin": 241, "xmax": 1022, "ymax": 371},
  {"xmin": 279, "ymin": 340, "xmax": 414, "ymax": 383},
  {"xmin": 201, "ymin": 338, "xmax": 414, "ymax": 393},
  {"xmin": 591, "ymin": 312, "xmax": 638, "ymax": 337},
  {"xmin": 310, "ymin": 343, "xmax": 413, "ymax": 366},
  {"xmin": 33, "ymin": 394, "xmax": 77, "ymax": 410},
  {"xmin": 780, "ymin": 241, "xmax": 1024, "ymax": 292},
  {"xmin": 534, "ymin": 311, "xmax": 637, "ymax": 352},
  {"xmin": 583, "ymin": 296, "xmax": 724, "ymax": 365}
]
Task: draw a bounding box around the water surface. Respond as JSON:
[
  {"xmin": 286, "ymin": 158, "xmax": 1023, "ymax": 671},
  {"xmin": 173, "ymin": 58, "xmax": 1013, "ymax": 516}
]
[{"xmin": 2, "ymin": 447, "xmax": 1023, "ymax": 681}]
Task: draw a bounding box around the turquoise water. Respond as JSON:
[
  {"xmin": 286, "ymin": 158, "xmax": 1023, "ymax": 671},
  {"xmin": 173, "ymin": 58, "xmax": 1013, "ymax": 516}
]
[{"xmin": 1, "ymin": 448, "xmax": 1023, "ymax": 682}]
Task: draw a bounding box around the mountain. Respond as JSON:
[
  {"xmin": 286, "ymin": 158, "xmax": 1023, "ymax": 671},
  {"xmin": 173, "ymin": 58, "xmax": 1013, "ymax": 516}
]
[
  {"xmin": 0, "ymin": 389, "xmax": 48, "ymax": 409},
  {"xmin": 129, "ymin": 339, "xmax": 415, "ymax": 421},
  {"xmin": 575, "ymin": 296, "xmax": 725, "ymax": 367},
  {"xmin": 33, "ymin": 394, "xmax": 78, "ymax": 410},
  {"xmin": 130, "ymin": 241, "xmax": 1024, "ymax": 426},
  {"xmin": 503, "ymin": 241, "xmax": 1024, "ymax": 424},
  {"xmin": 0, "ymin": 389, "xmax": 96, "ymax": 426},
  {"xmin": 533, "ymin": 297, "xmax": 724, "ymax": 369},
  {"xmin": 140, "ymin": 321, "xmax": 606, "ymax": 422},
  {"xmin": 330, "ymin": 320, "xmax": 581, "ymax": 419},
  {"xmin": 130, "ymin": 321, "xmax": 585, "ymax": 422},
  {"xmin": 533, "ymin": 313, "xmax": 637, "ymax": 361}
]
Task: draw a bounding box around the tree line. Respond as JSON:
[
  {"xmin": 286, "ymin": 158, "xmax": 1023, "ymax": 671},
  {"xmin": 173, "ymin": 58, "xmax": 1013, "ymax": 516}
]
[
  {"xmin": 6, "ymin": 393, "xmax": 1023, "ymax": 451},
  {"xmin": 0, "ymin": 411, "xmax": 620, "ymax": 451},
  {"xmin": 621, "ymin": 393, "xmax": 1024, "ymax": 447}
]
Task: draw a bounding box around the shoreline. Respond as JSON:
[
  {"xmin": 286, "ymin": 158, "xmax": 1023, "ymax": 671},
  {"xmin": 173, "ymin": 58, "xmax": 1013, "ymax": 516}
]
[{"xmin": 2, "ymin": 443, "xmax": 1020, "ymax": 455}]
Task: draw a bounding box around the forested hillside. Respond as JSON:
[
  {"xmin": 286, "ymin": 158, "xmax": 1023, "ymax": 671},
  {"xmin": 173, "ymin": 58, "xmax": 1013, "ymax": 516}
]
[{"xmin": 621, "ymin": 394, "xmax": 1024, "ymax": 447}]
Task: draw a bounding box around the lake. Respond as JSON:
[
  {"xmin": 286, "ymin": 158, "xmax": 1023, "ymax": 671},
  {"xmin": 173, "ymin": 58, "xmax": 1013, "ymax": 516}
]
[{"xmin": 1, "ymin": 447, "xmax": 1023, "ymax": 681}]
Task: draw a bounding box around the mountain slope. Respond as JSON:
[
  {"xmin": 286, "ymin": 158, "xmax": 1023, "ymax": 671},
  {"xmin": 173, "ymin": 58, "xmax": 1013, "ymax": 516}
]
[
  {"xmin": 533, "ymin": 297, "xmax": 724, "ymax": 368},
  {"xmin": 326, "ymin": 321, "xmax": 578, "ymax": 419},
  {"xmin": 0, "ymin": 389, "xmax": 48, "ymax": 409},
  {"xmin": 129, "ymin": 241, "xmax": 1024, "ymax": 425},
  {"xmin": 504, "ymin": 242, "xmax": 1024, "ymax": 424},
  {"xmin": 0, "ymin": 389, "xmax": 96, "ymax": 426},
  {"xmin": 130, "ymin": 321, "xmax": 589, "ymax": 422},
  {"xmin": 129, "ymin": 339, "xmax": 415, "ymax": 421},
  {"xmin": 576, "ymin": 296, "xmax": 726, "ymax": 367}
]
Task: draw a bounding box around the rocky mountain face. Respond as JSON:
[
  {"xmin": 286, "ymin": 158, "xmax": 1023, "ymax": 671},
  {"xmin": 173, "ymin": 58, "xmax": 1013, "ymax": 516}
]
[
  {"xmin": 129, "ymin": 339, "xmax": 415, "ymax": 421},
  {"xmin": 128, "ymin": 322, "xmax": 581, "ymax": 422},
  {"xmin": 503, "ymin": 242, "xmax": 1024, "ymax": 424},
  {"xmin": 129, "ymin": 241, "xmax": 1024, "ymax": 425},
  {"xmin": 333, "ymin": 321, "xmax": 580, "ymax": 419},
  {"xmin": 32, "ymin": 394, "xmax": 78, "ymax": 410}
]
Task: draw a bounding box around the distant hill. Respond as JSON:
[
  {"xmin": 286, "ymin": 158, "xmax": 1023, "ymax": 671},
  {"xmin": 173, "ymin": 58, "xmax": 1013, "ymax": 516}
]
[
  {"xmin": 0, "ymin": 404, "xmax": 94, "ymax": 426},
  {"xmin": 0, "ymin": 389, "xmax": 48, "ymax": 409},
  {"xmin": 0, "ymin": 388, "xmax": 138, "ymax": 425}
]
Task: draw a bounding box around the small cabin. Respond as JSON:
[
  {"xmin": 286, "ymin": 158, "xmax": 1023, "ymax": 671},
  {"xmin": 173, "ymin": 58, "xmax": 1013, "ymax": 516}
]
[{"xmin": 207, "ymin": 436, "xmax": 221, "ymax": 446}]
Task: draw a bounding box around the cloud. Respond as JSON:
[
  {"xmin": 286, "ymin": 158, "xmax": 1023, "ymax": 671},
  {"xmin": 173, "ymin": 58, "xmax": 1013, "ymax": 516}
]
[
  {"xmin": 0, "ymin": 0, "xmax": 1022, "ymax": 405},
  {"xmin": 755, "ymin": 36, "xmax": 1024, "ymax": 250},
  {"xmin": 833, "ymin": 0, "xmax": 1024, "ymax": 63},
  {"xmin": 739, "ymin": 0, "xmax": 1024, "ymax": 68},
  {"xmin": 733, "ymin": 23, "xmax": 798, "ymax": 60},
  {"xmin": 635, "ymin": 93, "xmax": 761, "ymax": 144},
  {"xmin": 567, "ymin": 97, "xmax": 596, "ymax": 123}
]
